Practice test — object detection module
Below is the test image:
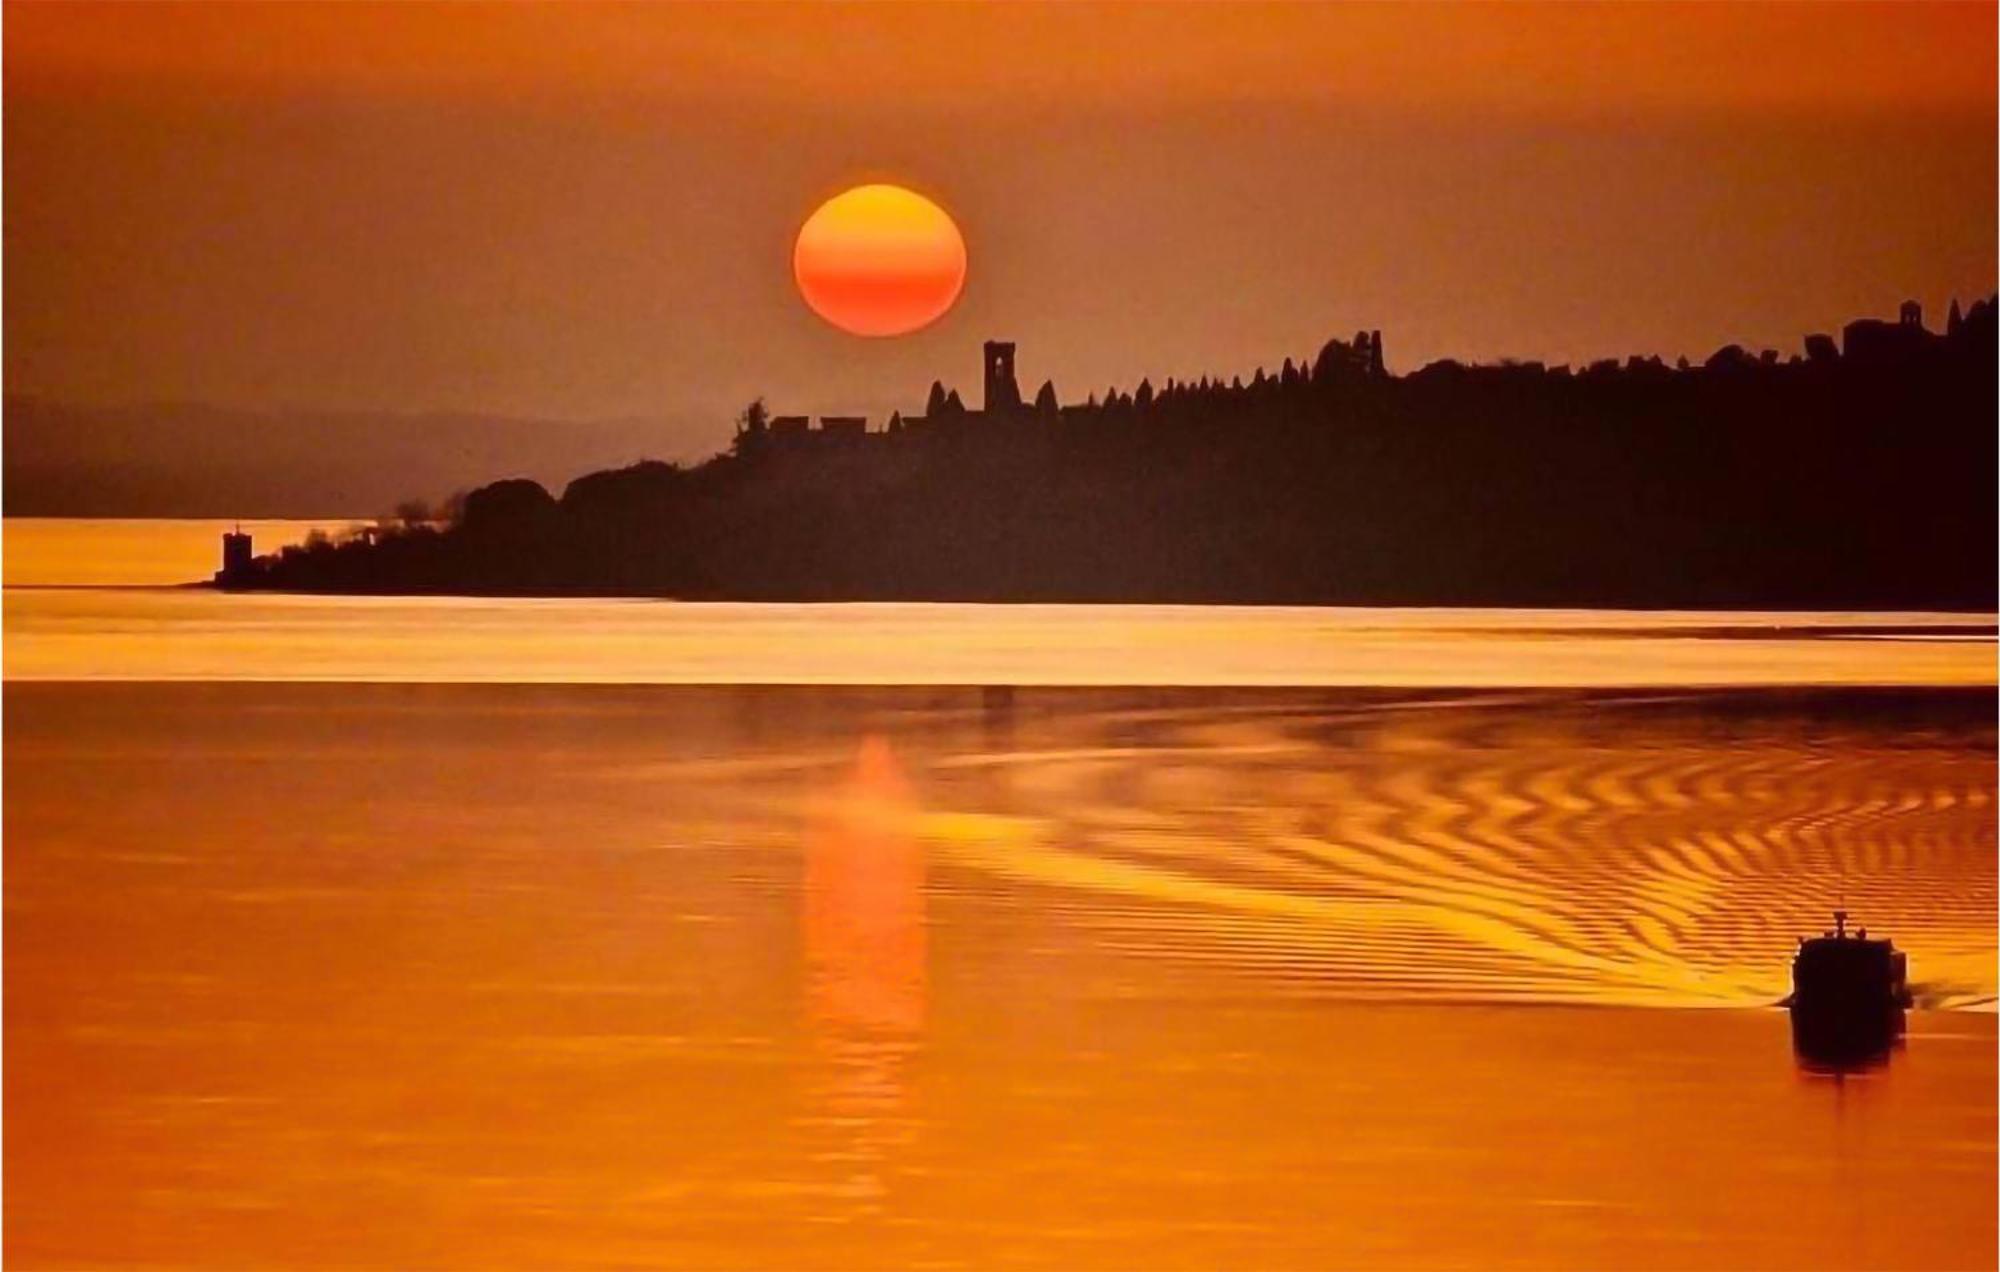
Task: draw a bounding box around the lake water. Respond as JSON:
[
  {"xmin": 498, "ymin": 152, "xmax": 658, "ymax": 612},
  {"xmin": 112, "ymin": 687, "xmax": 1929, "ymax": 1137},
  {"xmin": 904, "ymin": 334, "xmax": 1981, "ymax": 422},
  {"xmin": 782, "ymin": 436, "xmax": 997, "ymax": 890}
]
[
  {"xmin": 4, "ymin": 520, "xmax": 1995, "ymax": 1268},
  {"xmin": 3, "ymin": 518, "xmax": 1994, "ymax": 687}
]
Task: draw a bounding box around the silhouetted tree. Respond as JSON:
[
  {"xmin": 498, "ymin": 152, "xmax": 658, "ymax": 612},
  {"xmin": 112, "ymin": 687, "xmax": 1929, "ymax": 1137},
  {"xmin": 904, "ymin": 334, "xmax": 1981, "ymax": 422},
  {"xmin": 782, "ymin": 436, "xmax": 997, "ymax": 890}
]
[
  {"xmin": 731, "ymin": 396, "xmax": 769, "ymax": 456},
  {"xmin": 926, "ymin": 381, "xmax": 949, "ymax": 417},
  {"xmin": 460, "ymin": 478, "xmax": 556, "ymax": 531},
  {"xmin": 234, "ymin": 296, "xmax": 1999, "ymax": 611},
  {"xmin": 394, "ymin": 499, "xmax": 433, "ymax": 527},
  {"xmin": 1035, "ymin": 380, "xmax": 1059, "ymax": 415}
]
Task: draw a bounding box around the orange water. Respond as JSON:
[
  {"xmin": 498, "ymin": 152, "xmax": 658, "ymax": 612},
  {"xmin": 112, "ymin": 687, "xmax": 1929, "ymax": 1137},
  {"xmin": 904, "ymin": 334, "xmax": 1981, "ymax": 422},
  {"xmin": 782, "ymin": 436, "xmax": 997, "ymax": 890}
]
[
  {"xmin": 4, "ymin": 519, "xmax": 1995, "ymax": 687},
  {"xmin": 6, "ymin": 682, "xmax": 1993, "ymax": 1268},
  {"xmin": 2, "ymin": 518, "xmax": 360, "ymax": 588}
]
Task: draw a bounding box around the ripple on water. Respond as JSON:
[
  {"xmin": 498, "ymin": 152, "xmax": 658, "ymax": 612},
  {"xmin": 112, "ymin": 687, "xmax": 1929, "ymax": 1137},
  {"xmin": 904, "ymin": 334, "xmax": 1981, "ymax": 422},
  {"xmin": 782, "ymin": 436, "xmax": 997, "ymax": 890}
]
[{"xmin": 911, "ymin": 690, "xmax": 1996, "ymax": 1009}]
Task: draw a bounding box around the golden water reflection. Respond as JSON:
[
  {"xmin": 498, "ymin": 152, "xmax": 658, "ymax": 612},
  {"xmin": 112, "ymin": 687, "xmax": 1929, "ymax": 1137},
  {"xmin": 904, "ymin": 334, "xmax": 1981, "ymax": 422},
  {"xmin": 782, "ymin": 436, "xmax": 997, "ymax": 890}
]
[
  {"xmin": 801, "ymin": 736, "xmax": 926, "ymax": 1201},
  {"xmin": 2, "ymin": 518, "xmax": 359, "ymax": 587},
  {"xmin": 7, "ymin": 588, "xmax": 1995, "ymax": 686},
  {"xmin": 5, "ymin": 682, "xmax": 1993, "ymax": 1268}
]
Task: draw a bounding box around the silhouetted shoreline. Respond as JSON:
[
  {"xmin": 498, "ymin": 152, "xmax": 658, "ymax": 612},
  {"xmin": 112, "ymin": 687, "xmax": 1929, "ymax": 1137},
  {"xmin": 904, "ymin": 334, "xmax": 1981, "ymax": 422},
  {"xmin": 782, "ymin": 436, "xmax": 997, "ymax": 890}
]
[{"xmin": 217, "ymin": 298, "xmax": 1997, "ymax": 608}]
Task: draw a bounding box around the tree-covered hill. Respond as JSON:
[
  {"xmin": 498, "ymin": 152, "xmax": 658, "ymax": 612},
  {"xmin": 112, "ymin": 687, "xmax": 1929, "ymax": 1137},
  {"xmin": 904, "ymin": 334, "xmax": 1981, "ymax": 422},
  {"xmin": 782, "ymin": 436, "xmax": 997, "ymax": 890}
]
[{"xmin": 221, "ymin": 299, "xmax": 1998, "ymax": 609}]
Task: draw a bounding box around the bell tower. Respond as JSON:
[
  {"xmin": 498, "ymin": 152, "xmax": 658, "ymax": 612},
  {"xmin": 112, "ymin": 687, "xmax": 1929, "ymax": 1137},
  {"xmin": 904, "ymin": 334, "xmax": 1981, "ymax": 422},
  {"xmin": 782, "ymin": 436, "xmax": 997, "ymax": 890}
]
[
  {"xmin": 983, "ymin": 340, "xmax": 1022, "ymax": 414},
  {"xmin": 216, "ymin": 526, "xmax": 253, "ymax": 584}
]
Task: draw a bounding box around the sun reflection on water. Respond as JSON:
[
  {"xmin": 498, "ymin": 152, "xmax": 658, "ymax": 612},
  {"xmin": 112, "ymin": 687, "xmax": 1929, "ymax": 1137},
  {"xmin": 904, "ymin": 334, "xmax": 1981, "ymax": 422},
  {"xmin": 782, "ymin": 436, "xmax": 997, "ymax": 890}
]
[{"xmin": 800, "ymin": 735, "xmax": 927, "ymax": 1203}]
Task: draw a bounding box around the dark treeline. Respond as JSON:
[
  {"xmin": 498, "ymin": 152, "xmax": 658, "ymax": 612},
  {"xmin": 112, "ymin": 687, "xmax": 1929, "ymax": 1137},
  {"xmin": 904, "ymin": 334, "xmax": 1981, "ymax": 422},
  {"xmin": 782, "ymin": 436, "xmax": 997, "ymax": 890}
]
[{"xmin": 224, "ymin": 298, "xmax": 1998, "ymax": 608}]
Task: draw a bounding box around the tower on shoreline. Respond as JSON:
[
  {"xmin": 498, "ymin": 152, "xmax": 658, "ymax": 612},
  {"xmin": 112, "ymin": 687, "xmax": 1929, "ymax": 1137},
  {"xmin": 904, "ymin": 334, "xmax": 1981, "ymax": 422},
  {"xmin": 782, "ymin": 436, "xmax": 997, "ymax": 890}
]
[{"xmin": 216, "ymin": 526, "xmax": 253, "ymax": 583}]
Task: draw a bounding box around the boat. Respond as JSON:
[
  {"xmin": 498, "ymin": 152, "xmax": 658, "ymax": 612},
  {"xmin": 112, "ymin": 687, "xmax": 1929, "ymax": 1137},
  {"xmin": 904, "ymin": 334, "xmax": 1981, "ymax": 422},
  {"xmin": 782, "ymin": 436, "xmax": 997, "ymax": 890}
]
[{"xmin": 1785, "ymin": 910, "xmax": 1911, "ymax": 1061}]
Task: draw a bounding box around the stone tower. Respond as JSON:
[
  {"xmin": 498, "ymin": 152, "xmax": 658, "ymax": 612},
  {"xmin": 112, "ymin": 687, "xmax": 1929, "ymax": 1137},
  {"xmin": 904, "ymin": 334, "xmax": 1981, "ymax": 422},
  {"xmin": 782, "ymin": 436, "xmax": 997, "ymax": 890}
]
[
  {"xmin": 216, "ymin": 527, "xmax": 253, "ymax": 584},
  {"xmin": 984, "ymin": 340, "xmax": 1023, "ymax": 414}
]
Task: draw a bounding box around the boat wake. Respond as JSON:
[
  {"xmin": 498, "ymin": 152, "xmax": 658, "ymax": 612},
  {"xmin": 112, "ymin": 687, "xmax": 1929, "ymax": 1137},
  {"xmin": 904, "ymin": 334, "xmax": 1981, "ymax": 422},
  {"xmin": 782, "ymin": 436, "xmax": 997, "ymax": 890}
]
[{"xmin": 908, "ymin": 689, "xmax": 1996, "ymax": 1009}]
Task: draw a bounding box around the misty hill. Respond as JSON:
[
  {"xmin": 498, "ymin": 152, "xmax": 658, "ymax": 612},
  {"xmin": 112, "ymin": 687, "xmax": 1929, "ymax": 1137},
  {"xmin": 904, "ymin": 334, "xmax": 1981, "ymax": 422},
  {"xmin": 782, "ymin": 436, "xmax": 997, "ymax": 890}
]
[
  {"xmin": 221, "ymin": 299, "xmax": 1997, "ymax": 609},
  {"xmin": 1, "ymin": 398, "xmax": 683, "ymax": 518}
]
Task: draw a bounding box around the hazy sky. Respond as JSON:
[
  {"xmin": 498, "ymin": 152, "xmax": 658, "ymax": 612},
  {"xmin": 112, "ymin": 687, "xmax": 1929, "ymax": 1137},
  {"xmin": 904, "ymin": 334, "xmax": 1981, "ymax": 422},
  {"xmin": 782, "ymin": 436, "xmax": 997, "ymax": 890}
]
[{"xmin": 7, "ymin": 1, "xmax": 1995, "ymax": 460}]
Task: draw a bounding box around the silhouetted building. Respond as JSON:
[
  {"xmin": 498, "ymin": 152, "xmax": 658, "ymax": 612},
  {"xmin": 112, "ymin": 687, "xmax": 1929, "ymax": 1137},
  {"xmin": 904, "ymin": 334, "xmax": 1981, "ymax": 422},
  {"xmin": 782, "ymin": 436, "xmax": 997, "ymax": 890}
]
[
  {"xmin": 1843, "ymin": 299, "xmax": 1935, "ymax": 363},
  {"xmin": 211, "ymin": 297, "xmax": 2000, "ymax": 612},
  {"xmin": 1313, "ymin": 330, "xmax": 1387, "ymax": 382},
  {"xmin": 769, "ymin": 415, "xmax": 811, "ymax": 446},
  {"xmin": 216, "ymin": 527, "xmax": 253, "ymax": 583},
  {"xmin": 819, "ymin": 415, "xmax": 868, "ymax": 441},
  {"xmin": 1704, "ymin": 344, "xmax": 1758, "ymax": 372},
  {"xmin": 984, "ymin": 340, "xmax": 1023, "ymax": 414}
]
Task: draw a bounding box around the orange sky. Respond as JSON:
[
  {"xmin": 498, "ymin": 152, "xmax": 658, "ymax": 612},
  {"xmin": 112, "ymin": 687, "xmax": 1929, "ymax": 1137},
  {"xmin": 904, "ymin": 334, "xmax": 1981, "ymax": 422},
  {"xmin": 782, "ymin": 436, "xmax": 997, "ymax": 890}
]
[
  {"xmin": 6, "ymin": 2, "xmax": 1995, "ymax": 461},
  {"xmin": 11, "ymin": 3, "xmax": 1993, "ymax": 113}
]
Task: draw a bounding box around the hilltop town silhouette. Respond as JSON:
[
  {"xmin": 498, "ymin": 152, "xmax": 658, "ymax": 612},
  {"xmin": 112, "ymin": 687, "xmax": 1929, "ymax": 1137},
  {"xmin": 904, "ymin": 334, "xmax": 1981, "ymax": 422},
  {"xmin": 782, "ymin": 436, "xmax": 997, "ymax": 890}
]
[{"xmin": 219, "ymin": 297, "xmax": 1997, "ymax": 608}]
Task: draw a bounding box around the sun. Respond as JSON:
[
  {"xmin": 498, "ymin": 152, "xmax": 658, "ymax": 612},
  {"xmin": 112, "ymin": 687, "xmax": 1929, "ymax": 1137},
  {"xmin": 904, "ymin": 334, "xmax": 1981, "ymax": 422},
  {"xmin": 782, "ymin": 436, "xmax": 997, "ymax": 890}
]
[{"xmin": 793, "ymin": 184, "xmax": 967, "ymax": 337}]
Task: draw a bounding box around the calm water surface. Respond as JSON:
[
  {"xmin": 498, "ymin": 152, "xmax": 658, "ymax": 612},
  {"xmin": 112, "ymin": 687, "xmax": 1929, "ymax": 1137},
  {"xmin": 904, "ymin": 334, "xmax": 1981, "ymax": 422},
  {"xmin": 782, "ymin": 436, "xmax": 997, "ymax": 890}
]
[
  {"xmin": 3, "ymin": 520, "xmax": 1994, "ymax": 1268},
  {"xmin": 4, "ymin": 518, "xmax": 1996, "ymax": 686},
  {"xmin": 7, "ymin": 684, "xmax": 1994, "ymax": 1268},
  {"xmin": 2, "ymin": 518, "xmax": 361, "ymax": 588}
]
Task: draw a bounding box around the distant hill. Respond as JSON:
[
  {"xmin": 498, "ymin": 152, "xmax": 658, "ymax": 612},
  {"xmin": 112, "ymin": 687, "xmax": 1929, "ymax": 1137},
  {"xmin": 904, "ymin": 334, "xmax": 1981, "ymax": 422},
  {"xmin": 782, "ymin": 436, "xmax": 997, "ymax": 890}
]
[
  {"xmin": 1, "ymin": 398, "xmax": 686, "ymax": 518},
  {"xmin": 221, "ymin": 298, "xmax": 1996, "ymax": 609}
]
